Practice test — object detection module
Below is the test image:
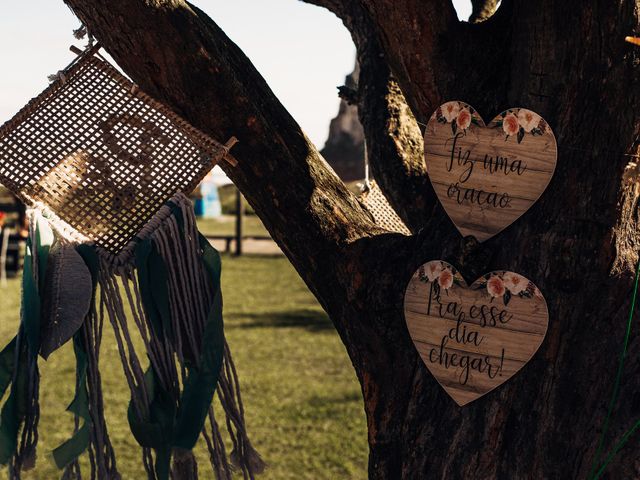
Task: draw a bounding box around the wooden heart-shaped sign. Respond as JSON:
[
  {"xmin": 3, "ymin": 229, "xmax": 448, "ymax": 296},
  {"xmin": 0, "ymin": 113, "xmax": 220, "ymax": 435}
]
[
  {"xmin": 404, "ymin": 261, "xmax": 548, "ymax": 406},
  {"xmin": 424, "ymin": 101, "xmax": 557, "ymax": 242}
]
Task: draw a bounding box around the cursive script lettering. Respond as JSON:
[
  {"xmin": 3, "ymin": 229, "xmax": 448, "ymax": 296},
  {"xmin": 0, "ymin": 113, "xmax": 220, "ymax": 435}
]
[
  {"xmin": 426, "ymin": 282, "xmax": 510, "ymax": 385},
  {"xmin": 447, "ymin": 182, "xmax": 512, "ymax": 208}
]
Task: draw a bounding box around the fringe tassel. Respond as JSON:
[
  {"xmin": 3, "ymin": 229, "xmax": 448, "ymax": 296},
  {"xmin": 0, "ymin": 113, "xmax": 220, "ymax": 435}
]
[
  {"xmin": 93, "ymin": 193, "xmax": 261, "ymax": 480},
  {"xmin": 202, "ymin": 409, "xmax": 232, "ymax": 480},
  {"xmin": 10, "ymin": 361, "xmax": 40, "ymax": 477},
  {"xmin": 165, "ymin": 195, "xmax": 264, "ymax": 477},
  {"xmin": 98, "ymin": 262, "xmax": 157, "ymax": 478},
  {"xmin": 1, "ymin": 194, "xmax": 261, "ymax": 479},
  {"xmin": 31, "ymin": 211, "xmax": 121, "ymax": 480},
  {"xmin": 80, "ymin": 297, "xmax": 120, "ymax": 479},
  {"xmin": 218, "ymin": 343, "xmax": 265, "ymax": 480},
  {"xmin": 3, "ymin": 210, "xmax": 46, "ymax": 479},
  {"xmin": 171, "ymin": 448, "xmax": 198, "ymax": 480}
]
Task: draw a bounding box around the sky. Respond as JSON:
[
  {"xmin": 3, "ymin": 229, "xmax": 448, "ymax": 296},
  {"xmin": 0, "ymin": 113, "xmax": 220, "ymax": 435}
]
[{"xmin": 0, "ymin": 1, "xmax": 473, "ymax": 149}]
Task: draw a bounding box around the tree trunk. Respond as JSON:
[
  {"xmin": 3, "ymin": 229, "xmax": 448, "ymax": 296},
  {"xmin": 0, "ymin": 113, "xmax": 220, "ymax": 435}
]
[{"xmin": 63, "ymin": 0, "xmax": 640, "ymax": 478}]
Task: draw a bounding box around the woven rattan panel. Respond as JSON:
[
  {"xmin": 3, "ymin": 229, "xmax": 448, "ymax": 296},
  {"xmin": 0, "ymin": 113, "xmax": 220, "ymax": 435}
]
[
  {"xmin": 361, "ymin": 181, "xmax": 411, "ymax": 235},
  {"xmin": 0, "ymin": 52, "xmax": 231, "ymax": 254}
]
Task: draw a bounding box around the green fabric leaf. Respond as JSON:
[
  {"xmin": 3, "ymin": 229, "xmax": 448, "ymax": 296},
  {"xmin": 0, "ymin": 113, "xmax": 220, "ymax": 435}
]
[
  {"xmin": 173, "ymin": 235, "xmax": 224, "ymax": 450},
  {"xmin": 148, "ymin": 247, "xmax": 173, "ymax": 338},
  {"xmin": 0, "ymin": 339, "xmax": 28, "ymax": 465},
  {"xmin": 51, "ymin": 245, "xmax": 100, "ymax": 469},
  {"xmin": 130, "ymin": 221, "xmax": 225, "ymax": 474},
  {"xmin": 22, "ymin": 240, "xmax": 42, "ymax": 355},
  {"xmin": 0, "ymin": 236, "xmax": 45, "ymax": 465},
  {"xmin": 127, "ymin": 368, "xmax": 175, "ymax": 480},
  {"xmin": 199, "ymin": 234, "xmax": 222, "ymax": 282},
  {"xmin": 135, "ymin": 239, "xmax": 172, "ymax": 338},
  {"xmin": 0, "ymin": 336, "xmax": 20, "ymax": 464},
  {"xmin": 75, "ymin": 244, "xmax": 100, "ymax": 288},
  {"xmin": 35, "ymin": 216, "xmax": 54, "ymax": 295},
  {"xmin": 52, "ymin": 338, "xmax": 91, "ymax": 468},
  {"xmin": 132, "ymin": 240, "xmax": 176, "ymax": 480},
  {"xmin": 0, "ymin": 338, "xmax": 17, "ymax": 400},
  {"xmin": 0, "ymin": 220, "xmax": 53, "ymax": 465},
  {"xmin": 165, "ymin": 200, "xmax": 185, "ymax": 232},
  {"xmin": 40, "ymin": 243, "xmax": 93, "ymax": 359}
]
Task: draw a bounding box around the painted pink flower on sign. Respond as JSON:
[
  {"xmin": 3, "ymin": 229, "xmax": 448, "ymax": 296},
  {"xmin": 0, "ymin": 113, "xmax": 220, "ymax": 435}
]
[
  {"xmin": 438, "ymin": 269, "xmax": 454, "ymax": 290},
  {"xmin": 503, "ymin": 272, "xmax": 527, "ymax": 294},
  {"xmin": 487, "ymin": 275, "xmax": 506, "ymax": 298},
  {"xmin": 442, "ymin": 101, "xmax": 460, "ymax": 123},
  {"xmin": 418, "ymin": 261, "xmax": 465, "ymax": 294},
  {"xmin": 456, "ymin": 108, "xmax": 472, "ymax": 131},
  {"xmin": 503, "ymin": 113, "xmax": 520, "ymax": 136},
  {"xmin": 493, "ymin": 107, "xmax": 548, "ymax": 144},
  {"xmin": 434, "ymin": 101, "xmax": 482, "ymax": 136},
  {"xmin": 474, "ymin": 272, "xmax": 540, "ymax": 306},
  {"xmin": 517, "ymin": 109, "xmax": 541, "ymax": 133},
  {"xmin": 425, "ymin": 262, "xmax": 443, "ymax": 282}
]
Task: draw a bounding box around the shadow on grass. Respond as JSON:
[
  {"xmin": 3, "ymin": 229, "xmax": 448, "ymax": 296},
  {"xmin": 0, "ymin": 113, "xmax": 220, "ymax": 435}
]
[{"xmin": 227, "ymin": 309, "xmax": 333, "ymax": 332}]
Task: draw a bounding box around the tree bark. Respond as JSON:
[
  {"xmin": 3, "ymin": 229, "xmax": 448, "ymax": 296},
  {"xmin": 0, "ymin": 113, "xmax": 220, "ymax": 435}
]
[
  {"xmin": 469, "ymin": 0, "xmax": 500, "ymax": 24},
  {"xmin": 63, "ymin": 0, "xmax": 640, "ymax": 478}
]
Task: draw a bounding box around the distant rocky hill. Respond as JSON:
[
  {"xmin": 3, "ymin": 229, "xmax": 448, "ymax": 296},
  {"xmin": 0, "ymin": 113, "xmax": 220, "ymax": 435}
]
[{"xmin": 320, "ymin": 63, "xmax": 365, "ymax": 182}]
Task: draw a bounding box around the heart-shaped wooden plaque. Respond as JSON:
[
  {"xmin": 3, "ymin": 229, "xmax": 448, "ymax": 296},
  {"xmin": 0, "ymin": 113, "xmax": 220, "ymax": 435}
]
[
  {"xmin": 424, "ymin": 101, "xmax": 557, "ymax": 242},
  {"xmin": 404, "ymin": 261, "xmax": 548, "ymax": 406}
]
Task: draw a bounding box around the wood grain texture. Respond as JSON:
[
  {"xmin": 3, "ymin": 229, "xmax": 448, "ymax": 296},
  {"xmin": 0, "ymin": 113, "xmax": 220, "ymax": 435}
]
[
  {"xmin": 424, "ymin": 101, "xmax": 557, "ymax": 241},
  {"xmin": 404, "ymin": 260, "xmax": 548, "ymax": 406}
]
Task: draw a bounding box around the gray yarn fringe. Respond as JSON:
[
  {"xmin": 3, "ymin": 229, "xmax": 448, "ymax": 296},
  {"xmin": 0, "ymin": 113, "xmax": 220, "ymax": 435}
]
[
  {"xmin": 62, "ymin": 300, "xmax": 120, "ymax": 480},
  {"xmin": 8, "ymin": 357, "xmax": 39, "ymax": 479},
  {"xmin": 32, "ymin": 209, "xmax": 121, "ymax": 480},
  {"xmin": 96, "ymin": 193, "xmax": 263, "ymax": 479}
]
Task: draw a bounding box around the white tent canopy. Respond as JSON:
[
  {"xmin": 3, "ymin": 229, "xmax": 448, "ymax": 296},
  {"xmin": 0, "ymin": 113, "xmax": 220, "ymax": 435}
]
[{"xmin": 209, "ymin": 165, "xmax": 234, "ymax": 187}]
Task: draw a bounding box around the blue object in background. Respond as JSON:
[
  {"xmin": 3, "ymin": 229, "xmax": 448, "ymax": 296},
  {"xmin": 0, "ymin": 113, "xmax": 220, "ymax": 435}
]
[
  {"xmin": 201, "ymin": 181, "xmax": 222, "ymax": 218},
  {"xmin": 194, "ymin": 198, "xmax": 205, "ymax": 217}
]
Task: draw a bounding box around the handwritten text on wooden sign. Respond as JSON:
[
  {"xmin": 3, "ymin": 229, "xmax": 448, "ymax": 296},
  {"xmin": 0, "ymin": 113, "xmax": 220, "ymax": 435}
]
[
  {"xmin": 404, "ymin": 260, "xmax": 548, "ymax": 406},
  {"xmin": 424, "ymin": 101, "xmax": 557, "ymax": 242}
]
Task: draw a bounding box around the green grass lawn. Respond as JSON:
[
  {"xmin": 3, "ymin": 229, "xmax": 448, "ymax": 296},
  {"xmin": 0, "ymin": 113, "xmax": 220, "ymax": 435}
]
[
  {"xmin": 0, "ymin": 255, "xmax": 367, "ymax": 479},
  {"xmin": 197, "ymin": 214, "xmax": 270, "ymax": 238}
]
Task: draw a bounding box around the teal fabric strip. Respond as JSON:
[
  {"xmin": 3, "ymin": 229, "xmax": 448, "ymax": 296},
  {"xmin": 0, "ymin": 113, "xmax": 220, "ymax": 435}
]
[
  {"xmin": 588, "ymin": 260, "xmax": 640, "ymax": 479},
  {"xmin": 132, "ymin": 241, "xmax": 176, "ymax": 480},
  {"xmin": 148, "ymin": 246, "xmax": 173, "ymax": 338},
  {"xmin": 21, "ymin": 239, "xmax": 41, "ymax": 356},
  {"xmin": 135, "ymin": 239, "xmax": 173, "ymax": 339},
  {"xmin": 128, "ymin": 205, "xmax": 225, "ymax": 473},
  {"xmin": 52, "ymin": 337, "xmax": 91, "ymax": 468},
  {"xmin": 172, "ymin": 235, "xmax": 224, "ymax": 450},
  {"xmin": 34, "ymin": 216, "xmax": 53, "ymax": 297},
  {"xmin": 127, "ymin": 368, "xmax": 175, "ymax": 480},
  {"xmin": 0, "ymin": 338, "xmax": 17, "ymax": 400},
  {"xmin": 0, "ymin": 337, "xmax": 18, "ymax": 463},
  {"xmin": 0, "ymin": 235, "xmax": 44, "ymax": 465},
  {"xmin": 76, "ymin": 244, "xmax": 100, "ymax": 289},
  {"xmin": 51, "ymin": 245, "xmax": 100, "ymax": 469},
  {"xmin": 165, "ymin": 201, "xmax": 185, "ymax": 232},
  {"xmin": 0, "ymin": 338, "xmax": 26, "ymax": 465}
]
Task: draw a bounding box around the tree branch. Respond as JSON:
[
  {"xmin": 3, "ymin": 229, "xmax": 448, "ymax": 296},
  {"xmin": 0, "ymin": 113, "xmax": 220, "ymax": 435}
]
[
  {"xmin": 469, "ymin": 0, "xmax": 499, "ymax": 23},
  {"xmin": 56, "ymin": 1, "xmax": 640, "ymax": 478},
  {"xmin": 303, "ymin": 0, "xmax": 439, "ymax": 231},
  {"xmin": 63, "ymin": 0, "xmax": 379, "ymax": 281},
  {"xmin": 358, "ymin": 0, "xmax": 459, "ymax": 122}
]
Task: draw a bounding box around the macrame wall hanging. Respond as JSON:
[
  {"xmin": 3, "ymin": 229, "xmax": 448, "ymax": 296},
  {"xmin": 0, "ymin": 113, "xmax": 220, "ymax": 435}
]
[{"xmin": 0, "ymin": 44, "xmax": 264, "ymax": 479}]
